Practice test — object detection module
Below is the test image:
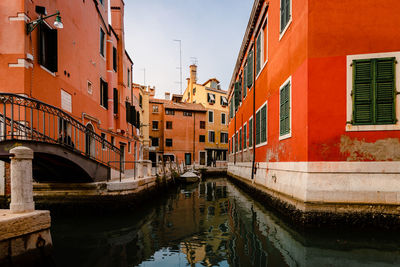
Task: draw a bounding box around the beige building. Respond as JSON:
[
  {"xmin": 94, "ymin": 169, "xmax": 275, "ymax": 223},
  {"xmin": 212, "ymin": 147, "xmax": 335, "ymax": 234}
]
[{"xmin": 183, "ymin": 65, "xmax": 229, "ymax": 166}]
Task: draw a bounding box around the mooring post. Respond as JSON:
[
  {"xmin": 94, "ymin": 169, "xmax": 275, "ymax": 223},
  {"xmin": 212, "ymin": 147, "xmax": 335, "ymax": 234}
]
[{"xmin": 9, "ymin": 146, "xmax": 35, "ymax": 213}]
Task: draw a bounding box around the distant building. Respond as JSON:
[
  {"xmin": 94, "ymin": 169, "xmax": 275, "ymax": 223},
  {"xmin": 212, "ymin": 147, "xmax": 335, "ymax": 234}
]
[
  {"xmin": 149, "ymin": 92, "xmax": 207, "ymax": 167},
  {"xmin": 183, "ymin": 65, "xmax": 229, "ymax": 166}
]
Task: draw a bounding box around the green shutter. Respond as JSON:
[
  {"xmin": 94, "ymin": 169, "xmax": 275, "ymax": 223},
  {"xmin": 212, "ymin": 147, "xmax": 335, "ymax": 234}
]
[
  {"xmin": 261, "ymin": 105, "xmax": 267, "ymax": 143},
  {"xmin": 375, "ymin": 58, "xmax": 396, "ymax": 124},
  {"xmin": 247, "ymin": 49, "xmax": 254, "ymax": 88},
  {"xmin": 249, "ymin": 118, "xmax": 253, "ymax": 147},
  {"xmin": 244, "ymin": 124, "xmax": 247, "ymax": 149},
  {"xmin": 256, "ymin": 34, "xmax": 261, "ymax": 75},
  {"xmin": 244, "ymin": 63, "xmax": 247, "ymax": 92},
  {"xmin": 280, "ymin": 0, "xmax": 285, "ymax": 32},
  {"xmin": 256, "ymin": 110, "xmax": 261, "ymax": 145},
  {"xmin": 280, "ymin": 84, "xmax": 290, "ymax": 135},
  {"xmin": 243, "ymin": 74, "xmax": 247, "ymax": 99},
  {"xmin": 234, "ymin": 82, "xmax": 239, "ymax": 111},
  {"xmin": 353, "ymin": 59, "xmax": 373, "ymax": 124}
]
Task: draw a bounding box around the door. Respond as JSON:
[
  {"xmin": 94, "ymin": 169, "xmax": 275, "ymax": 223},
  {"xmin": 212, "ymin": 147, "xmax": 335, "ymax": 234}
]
[
  {"xmin": 149, "ymin": 152, "xmax": 156, "ymax": 167},
  {"xmin": 200, "ymin": 152, "xmax": 206, "ymax": 165},
  {"xmin": 119, "ymin": 143, "xmax": 125, "ymax": 172},
  {"xmin": 185, "ymin": 153, "xmax": 191, "ymax": 166}
]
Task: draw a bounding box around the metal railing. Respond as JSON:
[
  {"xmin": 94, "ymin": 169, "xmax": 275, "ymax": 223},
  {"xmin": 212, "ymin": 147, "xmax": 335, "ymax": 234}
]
[{"xmin": 0, "ymin": 93, "xmax": 122, "ymax": 170}]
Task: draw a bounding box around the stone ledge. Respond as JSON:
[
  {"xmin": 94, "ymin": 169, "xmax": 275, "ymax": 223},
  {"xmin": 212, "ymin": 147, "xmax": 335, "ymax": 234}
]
[{"xmin": 0, "ymin": 210, "xmax": 51, "ymax": 241}]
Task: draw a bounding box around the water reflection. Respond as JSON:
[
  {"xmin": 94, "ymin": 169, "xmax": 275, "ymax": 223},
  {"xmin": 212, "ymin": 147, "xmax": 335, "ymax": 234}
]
[{"xmin": 50, "ymin": 178, "xmax": 400, "ymax": 267}]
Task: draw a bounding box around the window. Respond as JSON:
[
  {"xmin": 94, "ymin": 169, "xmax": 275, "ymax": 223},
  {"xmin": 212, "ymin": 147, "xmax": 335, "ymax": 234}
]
[
  {"xmin": 235, "ymin": 132, "xmax": 238, "ymax": 153},
  {"xmin": 111, "ymin": 136, "xmax": 115, "ymax": 146},
  {"xmin": 166, "ymin": 139, "xmax": 173, "ymax": 147},
  {"xmin": 200, "ymin": 121, "xmax": 206, "ymax": 129},
  {"xmin": 193, "ymin": 87, "xmax": 196, "ymax": 95},
  {"xmin": 280, "ymin": 0, "xmax": 291, "ymax": 36},
  {"xmin": 247, "ymin": 49, "xmax": 254, "ymax": 89},
  {"xmin": 99, "ymin": 0, "xmax": 104, "ymax": 5},
  {"xmin": 249, "ymin": 117, "xmax": 253, "ymax": 147},
  {"xmin": 100, "ymin": 78, "xmax": 108, "ymax": 109},
  {"xmin": 87, "ymin": 81, "xmax": 92, "ymax": 95},
  {"xmin": 39, "ymin": 23, "xmax": 58, "ymax": 73},
  {"xmin": 165, "ymin": 109, "xmax": 175, "ymax": 115},
  {"xmin": 113, "ymin": 88, "xmax": 118, "ymax": 114},
  {"xmin": 199, "ymin": 135, "xmax": 205, "ymax": 142},
  {"xmin": 183, "ymin": 111, "xmax": 192, "ymax": 117},
  {"xmin": 221, "ymin": 113, "xmax": 226, "ymax": 125},
  {"xmin": 220, "ymin": 96, "xmax": 228, "ymax": 106},
  {"xmin": 113, "ymin": 47, "xmax": 117, "ymax": 72},
  {"xmin": 352, "ymin": 58, "xmax": 396, "ymax": 125},
  {"xmin": 280, "ymin": 78, "xmax": 291, "ymax": 139},
  {"xmin": 208, "ymin": 111, "xmax": 214, "ymax": 123},
  {"xmin": 239, "ymin": 128, "xmax": 242, "ymax": 151},
  {"xmin": 100, "ymin": 28, "xmax": 105, "ymax": 57},
  {"xmin": 126, "ymin": 102, "xmax": 137, "ymax": 126},
  {"xmin": 209, "ymin": 131, "xmax": 215, "ymax": 143},
  {"xmin": 151, "ymin": 137, "xmax": 159, "ymax": 147},
  {"xmin": 256, "ymin": 30, "xmax": 264, "ymax": 76},
  {"xmin": 127, "ymin": 68, "xmax": 131, "ymax": 87},
  {"xmin": 207, "ymin": 93, "xmax": 216, "ymax": 104},
  {"xmin": 234, "ymin": 81, "xmax": 242, "ymax": 110},
  {"xmin": 128, "ymin": 141, "xmax": 131, "ymax": 153},
  {"xmin": 139, "ymin": 95, "xmax": 143, "ymax": 108},
  {"xmin": 220, "ymin": 132, "xmax": 228, "ymax": 144},
  {"xmin": 256, "ymin": 102, "xmax": 267, "ymax": 145},
  {"xmin": 152, "ymin": 121, "xmax": 159, "ymax": 130},
  {"xmin": 166, "ymin": 121, "xmax": 173, "ymax": 129},
  {"xmin": 243, "ymin": 64, "xmax": 247, "ymax": 96},
  {"xmin": 101, "ymin": 133, "xmax": 106, "ymax": 150},
  {"xmin": 152, "ymin": 105, "xmax": 159, "ymax": 113},
  {"xmin": 243, "ymin": 124, "xmax": 247, "ymax": 149}
]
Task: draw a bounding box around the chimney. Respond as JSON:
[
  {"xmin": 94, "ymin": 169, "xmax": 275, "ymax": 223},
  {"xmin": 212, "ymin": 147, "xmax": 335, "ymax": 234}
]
[
  {"xmin": 165, "ymin": 92, "xmax": 171, "ymax": 100},
  {"xmin": 149, "ymin": 86, "xmax": 155, "ymax": 98},
  {"xmin": 190, "ymin": 64, "xmax": 197, "ymax": 83}
]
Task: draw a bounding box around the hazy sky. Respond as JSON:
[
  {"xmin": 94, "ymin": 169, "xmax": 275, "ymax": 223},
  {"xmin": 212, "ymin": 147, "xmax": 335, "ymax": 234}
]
[{"xmin": 123, "ymin": 0, "xmax": 253, "ymax": 98}]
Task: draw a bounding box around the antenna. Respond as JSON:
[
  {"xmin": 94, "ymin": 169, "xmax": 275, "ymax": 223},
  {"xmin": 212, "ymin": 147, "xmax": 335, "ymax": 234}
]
[
  {"xmin": 173, "ymin": 39, "xmax": 182, "ymax": 94},
  {"xmin": 190, "ymin": 57, "xmax": 198, "ymax": 66}
]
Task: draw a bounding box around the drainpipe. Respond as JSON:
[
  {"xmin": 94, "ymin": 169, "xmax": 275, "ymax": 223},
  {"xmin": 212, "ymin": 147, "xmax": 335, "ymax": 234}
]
[
  {"xmin": 251, "ymin": 41, "xmax": 256, "ymax": 181},
  {"xmin": 193, "ymin": 111, "xmax": 196, "ymax": 164}
]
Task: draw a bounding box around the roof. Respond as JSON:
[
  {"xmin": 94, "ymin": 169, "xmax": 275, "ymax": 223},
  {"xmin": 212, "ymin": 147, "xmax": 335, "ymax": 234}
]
[
  {"xmin": 164, "ymin": 102, "xmax": 207, "ymax": 112},
  {"xmin": 202, "ymin": 78, "xmax": 220, "ymax": 86}
]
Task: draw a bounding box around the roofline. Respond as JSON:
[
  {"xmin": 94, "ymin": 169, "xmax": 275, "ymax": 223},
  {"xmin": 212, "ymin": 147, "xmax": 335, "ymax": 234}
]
[{"xmin": 228, "ymin": 0, "xmax": 266, "ymax": 98}]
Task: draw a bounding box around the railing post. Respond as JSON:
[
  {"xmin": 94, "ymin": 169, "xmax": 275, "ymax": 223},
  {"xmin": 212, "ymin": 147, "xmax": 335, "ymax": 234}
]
[{"xmin": 9, "ymin": 146, "xmax": 34, "ymax": 213}]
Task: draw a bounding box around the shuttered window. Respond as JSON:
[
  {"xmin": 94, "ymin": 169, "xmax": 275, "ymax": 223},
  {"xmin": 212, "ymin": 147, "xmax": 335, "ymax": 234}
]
[
  {"xmin": 256, "ymin": 110, "xmax": 261, "ymax": 145},
  {"xmin": 113, "ymin": 88, "xmax": 118, "ymax": 114},
  {"xmin": 100, "ymin": 28, "xmax": 105, "ymax": 56},
  {"xmin": 261, "ymin": 105, "xmax": 267, "ymax": 143},
  {"xmin": 239, "ymin": 128, "xmax": 242, "ymax": 151},
  {"xmin": 353, "ymin": 58, "xmax": 396, "ymax": 125},
  {"xmin": 280, "ymin": 0, "xmax": 291, "ymax": 33},
  {"xmin": 243, "ymin": 124, "xmax": 247, "ymax": 149},
  {"xmin": 244, "ymin": 63, "xmax": 248, "ymax": 94},
  {"xmin": 249, "ymin": 118, "xmax": 253, "ymax": 147},
  {"xmin": 280, "ymin": 82, "xmax": 290, "ymax": 136},
  {"xmin": 256, "ymin": 33, "xmax": 262, "ymax": 75},
  {"xmin": 234, "ymin": 82, "xmax": 240, "ymax": 111},
  {"xmin": 100, "ymin": 79, "xmax": 108, "ymax": 109},
  {"xmin": 247, "ymin": 49, "xmax": 254, "ymax": 89}
]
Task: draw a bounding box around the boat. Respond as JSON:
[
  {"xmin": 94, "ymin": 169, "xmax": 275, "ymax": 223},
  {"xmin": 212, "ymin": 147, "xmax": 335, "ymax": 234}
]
[{"xmin": 178, "ymin": 171, "xmax": 201, "ymax": 183}]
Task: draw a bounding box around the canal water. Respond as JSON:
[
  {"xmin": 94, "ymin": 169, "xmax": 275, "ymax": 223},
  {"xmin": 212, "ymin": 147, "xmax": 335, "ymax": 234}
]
[{"xmin": 49, "ymin": 178, "xmax": 400, "ymax": 267}]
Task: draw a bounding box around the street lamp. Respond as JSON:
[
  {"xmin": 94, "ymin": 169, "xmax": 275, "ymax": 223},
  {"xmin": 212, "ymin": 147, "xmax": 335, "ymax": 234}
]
[{"xmin": 26, "ymin": 10, "xmax": 63, "ymax": 34}]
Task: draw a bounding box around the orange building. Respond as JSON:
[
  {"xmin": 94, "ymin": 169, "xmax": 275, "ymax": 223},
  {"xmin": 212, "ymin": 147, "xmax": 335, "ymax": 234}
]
[
  {"xmin": 0, "ymin": 0, "xmax": 141, "ymax": 173},
  {"xmin": 228, "ymin": 0, "xmax": 400, "ymax": 216},
  {"xmin": 149, "ymin": 93, "xmax": 207, "ymax": 167}
]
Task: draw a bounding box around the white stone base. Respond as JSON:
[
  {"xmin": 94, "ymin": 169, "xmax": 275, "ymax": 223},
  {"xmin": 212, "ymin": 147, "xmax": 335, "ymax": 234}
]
[{"xmin": 228, "ymin": 161, "xmax": 400, "ymax": 214}]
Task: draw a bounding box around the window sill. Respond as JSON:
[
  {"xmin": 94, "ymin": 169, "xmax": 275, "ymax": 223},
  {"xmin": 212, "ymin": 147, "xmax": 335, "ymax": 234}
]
[
  {"xmin": 279, "ymin": 18, "xmax": 292, "ymax": 41},
  {"xmin": 256, "ymin": 60, "xmax": 268, "ymax": 80},
  {"xmin": 40, "ymin": 65, "xmax": 56, "ymax": 77},
  {"xmin": 346, "ymin": 124, "xmax": 400, "ymax": 132},
  {"xmin": 279, "ymin": 132, "xmax": 292, "ymax": 141},
  {"xmin": 256, "ymin": 141, "xmax": 268, "ymax": 148}
]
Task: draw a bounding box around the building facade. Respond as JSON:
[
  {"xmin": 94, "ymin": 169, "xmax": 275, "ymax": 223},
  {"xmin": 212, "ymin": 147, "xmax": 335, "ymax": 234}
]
[
  {"xmin": 228, "ymin": 0, "xmax": 400, "ymax": 215},
  {"xmin": 183, "ymin": 65, "xmax": 229, "ymax": 166},
  {"xmin": 149, "ymin": 92, "xmax": 207, "ymax": 167},
  {"xmin": 0, "ymin": 0, "xmax": 141, "ymax": 174}
]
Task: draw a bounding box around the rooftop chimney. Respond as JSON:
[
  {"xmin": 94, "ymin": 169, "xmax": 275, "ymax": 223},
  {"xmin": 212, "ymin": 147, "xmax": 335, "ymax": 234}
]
[
  {"xmin": 190, "ymin": 65, "xmax": 197, "ymax": 83},
  {"xmin": 165, "ymin": 92, "xmax": 171, "ymax": 100}
]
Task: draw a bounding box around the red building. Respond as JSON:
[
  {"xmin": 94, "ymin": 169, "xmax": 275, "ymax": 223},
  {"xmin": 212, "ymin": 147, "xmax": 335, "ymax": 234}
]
[
  {"xmin": 0, "ymin": 0, "xmax": 141, "ymax": 181},
  {"xmin": 228, "ymin": 0, "xmax": 400, "ymax": 217}
]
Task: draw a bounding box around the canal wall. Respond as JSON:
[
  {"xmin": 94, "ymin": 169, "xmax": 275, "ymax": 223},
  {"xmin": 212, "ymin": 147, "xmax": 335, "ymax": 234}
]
[{"xmin": 227, "ymin": 162, "xmax": 400, "ymax": 229}]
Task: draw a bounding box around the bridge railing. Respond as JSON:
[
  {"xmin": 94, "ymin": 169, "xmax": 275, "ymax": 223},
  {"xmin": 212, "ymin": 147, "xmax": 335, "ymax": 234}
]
[{"xmin": 0, "ymin": 93, "xmax": 122, "ymax": 171}]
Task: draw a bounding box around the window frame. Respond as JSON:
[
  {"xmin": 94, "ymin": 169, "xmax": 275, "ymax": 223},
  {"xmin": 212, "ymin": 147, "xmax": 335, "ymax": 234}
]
[
  {"xmin": 256, "ymin": 101, "xmax": 268, "ymax": 147},
  {"xmin": 200, "ymin": 121, "xmax": 206, "ymax": 129},
  {"xmin": 220, "ymin": 132, "xmax": 228, "ymax": 144},
  {"xmin": 152, "ymin": 105, "xmax": 159, "ymax": 113},
  {"xmin": 346, "ymin": 52, "xmax": 400, "ymax": 131},
  {"xmin": 248, "ymin": 116, "xmax": 253, "ymax": 148},
  {"xmin": 208, "ymin": 110, "xmax": 214, "ymax": 123},
  {"xmin": 199, "ymin": 135, "xmax": 206, "ymax": 143},
  {"xmin": 243, "ymin": 122, "xmax": 247, "ymax": 150},
  {"xmin": 152, "ymin": 120, "xmax": 159, "ymax": 131},
  {"xmin": 208, "ymin": 130, "xmax": 215, "ymax": 143},
  {"xmin": 279, "ymin": 0, "xmax": 292, "ymax": 41},
  {"xmin": 221, "ymin": 113, "xmax": 226, "ymax": 125},
  {"xmin": 100, "ymin": 27, "xmax": 105, "ymax": 57},
  {"xmin": 166, "ymin": 121, "xmax": 173, "ymax": 129},
  {"xmin": 279, "ymin": 77, "xmax": 292, "ymax": 140},
  {"xmin": 151, "ymin": 137, "xmax": 159, "ymax": 147},
  {"xmin": 165, "ymin": 138, "xmax": 173, "ymax": 147}
]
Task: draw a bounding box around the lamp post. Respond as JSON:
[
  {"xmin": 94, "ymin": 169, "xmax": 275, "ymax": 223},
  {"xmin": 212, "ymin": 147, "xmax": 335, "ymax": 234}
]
[{"xmin": 26, "ymin": 10, "xmax": 63, "ymax": 35}]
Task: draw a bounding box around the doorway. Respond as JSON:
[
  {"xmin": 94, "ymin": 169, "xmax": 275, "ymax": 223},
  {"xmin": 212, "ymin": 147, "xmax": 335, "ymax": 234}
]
[
  {"xmin": 200, "ymin": 151, "xmax": 206, "ymax": 166},
  {"xmin": 185, "ymin": 153, "xmax": 191, "ymax": 166}
]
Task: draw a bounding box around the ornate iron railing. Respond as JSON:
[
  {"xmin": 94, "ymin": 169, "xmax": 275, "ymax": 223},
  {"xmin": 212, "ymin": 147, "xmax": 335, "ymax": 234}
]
[{"xmin": 0, "ymin": 93, "xmax": 122, "ymax": 170}]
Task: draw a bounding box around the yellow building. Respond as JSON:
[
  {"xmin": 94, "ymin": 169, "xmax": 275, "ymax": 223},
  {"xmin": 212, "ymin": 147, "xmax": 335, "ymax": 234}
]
[{"xmin": 183, "ymin": 65, "xmax": 229, "ymax": 166}]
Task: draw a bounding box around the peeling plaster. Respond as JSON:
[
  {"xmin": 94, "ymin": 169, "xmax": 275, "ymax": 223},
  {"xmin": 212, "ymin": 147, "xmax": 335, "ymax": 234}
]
[{"xmin": 340, "ymin": 135, "xmax": 400, "ymax": 161}]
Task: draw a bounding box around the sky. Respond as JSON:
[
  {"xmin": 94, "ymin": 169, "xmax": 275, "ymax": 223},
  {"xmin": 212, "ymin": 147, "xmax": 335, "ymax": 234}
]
[{"xmin": 123, "ymin": 0, "xmax": 253, "ymax": 98}]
